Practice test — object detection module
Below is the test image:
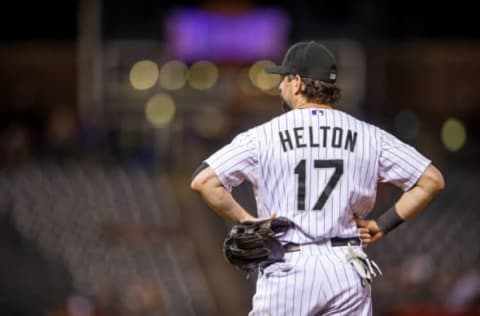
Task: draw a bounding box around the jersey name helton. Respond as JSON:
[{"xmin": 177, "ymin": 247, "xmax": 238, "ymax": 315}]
[{"xmin": 278, "ymin": 125, "xmax": 358, "ymax": 153}]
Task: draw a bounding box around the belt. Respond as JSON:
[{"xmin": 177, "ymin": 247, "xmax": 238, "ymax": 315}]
[
  {"xmin": 284, "ymin": 237, "xmax": 361, "ymax": 252},
  {"xmin": 330, "ymin": 237, "xmax": 361, "ymax": 247}
]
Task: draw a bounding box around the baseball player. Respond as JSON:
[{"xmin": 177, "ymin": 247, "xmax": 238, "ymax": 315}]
[{"xmin": 191, "ymin": 41, "xmax": 444, "ymax": 315}]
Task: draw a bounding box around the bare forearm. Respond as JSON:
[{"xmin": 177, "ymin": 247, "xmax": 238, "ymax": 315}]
[
  {"xmin": 395, "ymin": 185, "xmax": 439, "ymax": 220},
  {"xmin": 395, "ymin": 164, "xmax": 444, "ymax": 220},
  {"xmin": 198, "ymin": 184, "xmax": 255, "ymax": 224}
]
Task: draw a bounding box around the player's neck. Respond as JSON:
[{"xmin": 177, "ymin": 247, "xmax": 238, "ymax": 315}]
[{"xmin": 294, "ymin": 101, "xmax": 332, "ymax": 110}]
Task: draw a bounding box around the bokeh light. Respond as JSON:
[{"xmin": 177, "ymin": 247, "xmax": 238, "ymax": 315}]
[
  {"xmin": 158, "ymin": 60, "xmax": 188, "ymax": 90},
  {"xmin": 237, "ymin": 68, "xmax": 260, "ymax": 96},
  {"xmin": 394, "ymin": 109, "xmax": 420, "ymax": 141},
  {"xmin": 145, "ymin": 93, "xmax": 176, "ymax": 127},
  {"xmin": 249, "ymin": 60, "xmax": 282, "ymax": 91},
  {"xmin": 188, "ymin": 61, "xmax": 219, "ymax": 90},
  {"xmin": 129, "ymin": 60, "xmax": 159, "ymax": 90},
  {"xmin": 441, "ymin": 118, "xmax": 467, "ymax": 152}
]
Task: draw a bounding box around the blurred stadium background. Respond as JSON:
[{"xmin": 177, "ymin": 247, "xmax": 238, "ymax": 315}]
[{"xmin": 0, "ymin": 0, "xmax": 479, "ymax": 315}]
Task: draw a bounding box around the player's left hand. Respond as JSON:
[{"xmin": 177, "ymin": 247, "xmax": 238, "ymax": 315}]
[{"xmin": 354, "ymin": 215, "xmax": 384, "ymax": 247}]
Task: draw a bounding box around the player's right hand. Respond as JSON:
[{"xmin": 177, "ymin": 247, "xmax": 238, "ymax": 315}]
[{"xmin": 354, "ymin": 215, "xmax": 384, "ymax": 247}]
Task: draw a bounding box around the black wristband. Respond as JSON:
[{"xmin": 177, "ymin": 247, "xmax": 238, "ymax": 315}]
[{"xmin": 376, "ymin": 205, "xmax": 405, "ymax": 235}]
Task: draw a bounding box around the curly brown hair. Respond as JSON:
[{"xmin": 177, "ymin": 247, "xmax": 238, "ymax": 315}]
[{"xmin": 287, "ymin": 75, "xmax": 342, "ymax": 105}]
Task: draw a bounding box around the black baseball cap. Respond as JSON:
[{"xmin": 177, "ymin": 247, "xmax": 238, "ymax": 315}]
[{"xmin": 264, "ymin": 41, "xmax": 337, "ymax": 82}]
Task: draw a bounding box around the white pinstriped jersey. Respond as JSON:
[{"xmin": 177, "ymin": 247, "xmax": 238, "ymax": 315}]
[{"xmin": 206, "ymin": 108, "xmax": 431, "ymax": 244}]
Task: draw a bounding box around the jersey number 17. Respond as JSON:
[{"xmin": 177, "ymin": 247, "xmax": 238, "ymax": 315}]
[{"xmin": 294, "ymin": 159, "xmax": 343, "ymax": 211}]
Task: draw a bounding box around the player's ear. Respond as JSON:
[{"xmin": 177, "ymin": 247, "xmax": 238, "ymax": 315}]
[{"xmin": 293, "ymin": 75, "xmax": 303, "ymax": 95}]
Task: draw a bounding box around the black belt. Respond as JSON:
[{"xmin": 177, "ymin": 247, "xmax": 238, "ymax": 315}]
[
  {"xmin": 330, "ymin": 237, "xmax": 361, "ymax": 247},
  {"xmin": 284, "ymin": 237, "xmax": 361, "ymax": 252}
]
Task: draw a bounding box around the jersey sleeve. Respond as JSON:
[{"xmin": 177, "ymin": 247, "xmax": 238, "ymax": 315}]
[
  {"xmin": 204, "ymin": 130, "xmax": 258, "ymax": 192},
  {"xmin": 378, "ymin": 128, "xmax": 431, "ymax": 191}
]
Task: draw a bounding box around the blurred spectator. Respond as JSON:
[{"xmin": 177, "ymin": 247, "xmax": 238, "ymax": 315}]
[
  {"xmin": 44, "ymin": 107, "xmax": 80, "ymax": 159},
  {"xmin": 66, "ymin": 294, "xmax": 95, "ymax": 316},
  {"xmin": 446, "ymin": 269, "xmax": 480, "ymax": 313},
  {"xmin": 123, "ymin": 276, "xmax": 169, "ymax": 316},
  {"xmin": 401, "ymin": 254, "xmax": 435, "ymax": 285},
  {"xmin": 90, "ymin": 276, "xmax": 119, "ymax": 316},
  {"xmin": 0, "ymin": 121, "xmax": 31, "ymax": 166},
  {"xmin": 78, "ymin": 116, "xmax": 108, "ymax": 160}
]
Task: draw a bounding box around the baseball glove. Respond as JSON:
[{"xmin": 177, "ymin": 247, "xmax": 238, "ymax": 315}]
[{"xmin": 223, "ymin": 216, "xmax": 295, "ymax": 276}]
